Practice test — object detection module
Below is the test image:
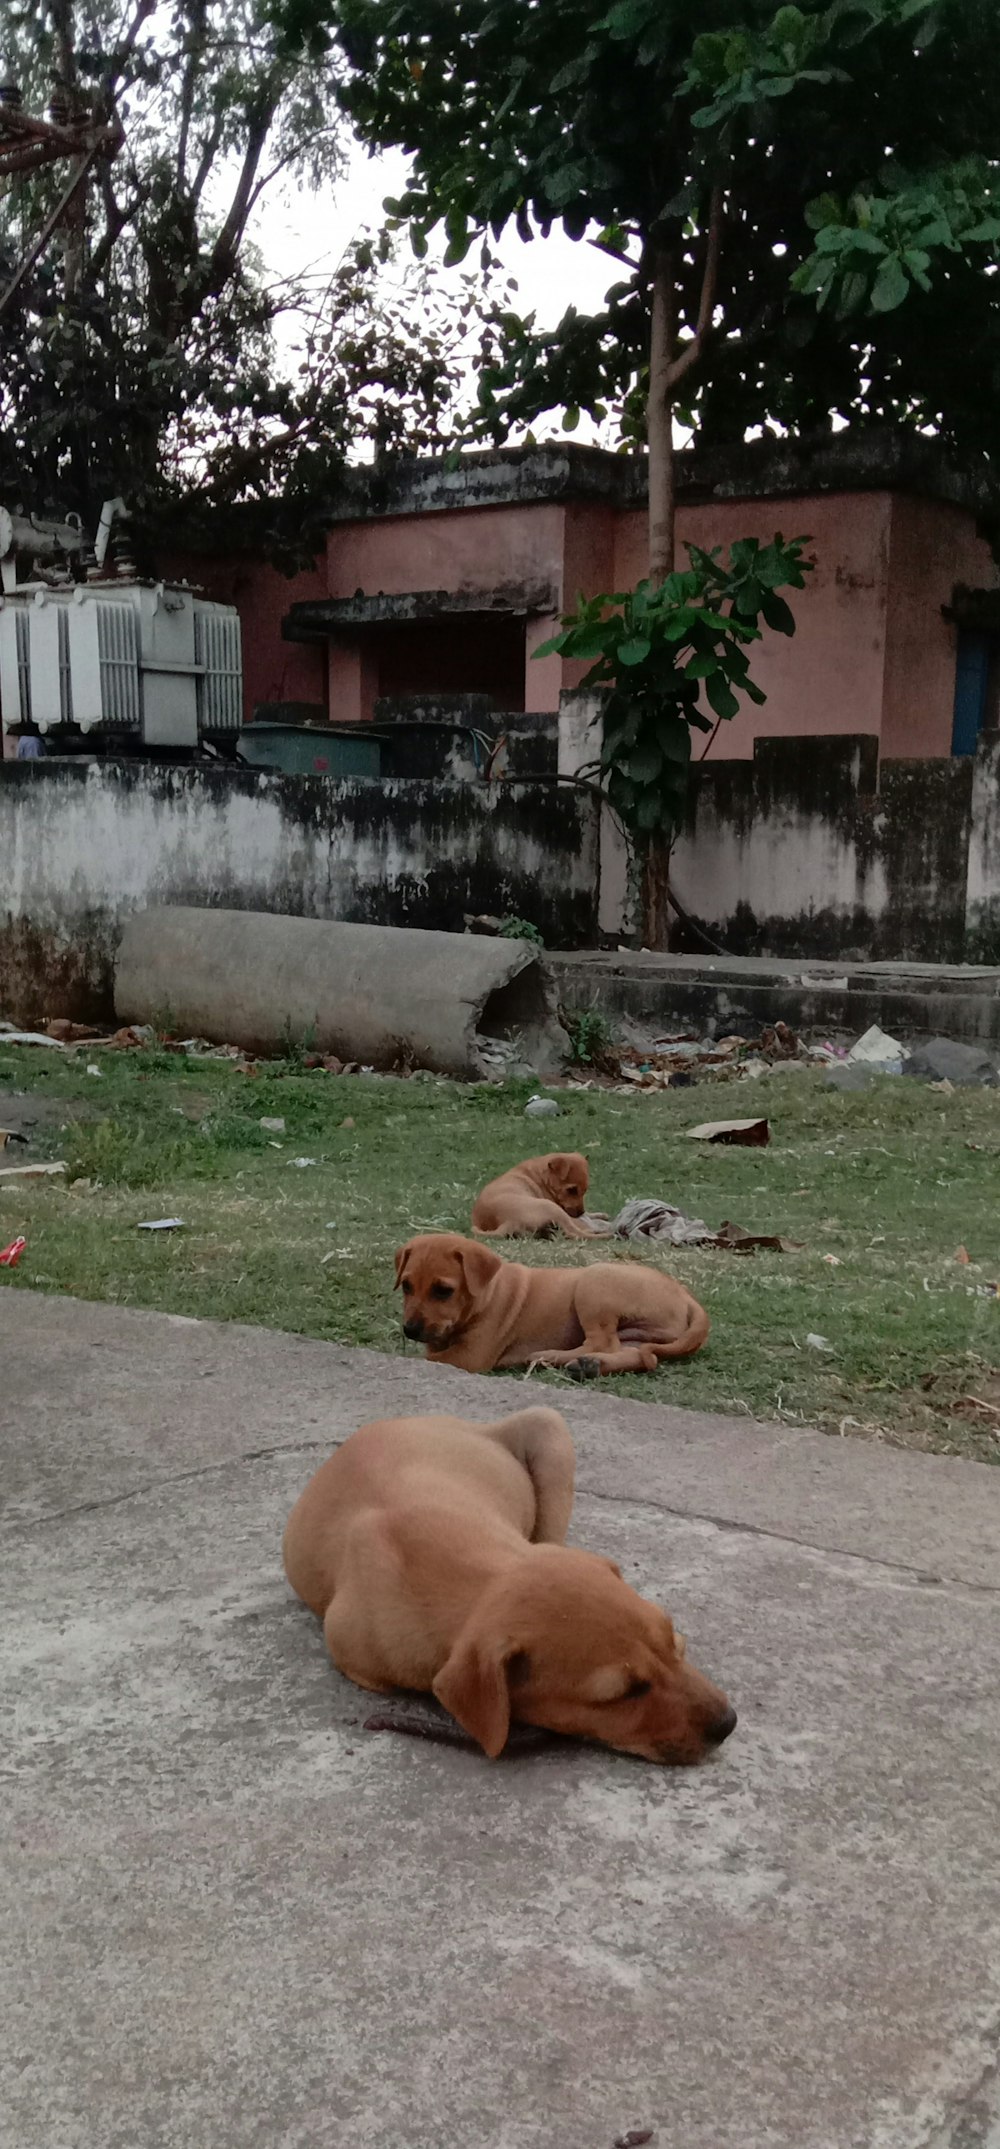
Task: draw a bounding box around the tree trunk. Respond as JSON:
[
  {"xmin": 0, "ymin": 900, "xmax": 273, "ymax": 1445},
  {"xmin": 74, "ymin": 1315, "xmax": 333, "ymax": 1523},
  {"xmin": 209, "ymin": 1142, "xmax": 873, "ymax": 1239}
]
[
  {"xmin": 647, "ymin": 248, "xmax": 676, "ymax": 585},
  {"xmin": 642, "ymin": 247, "xmax": 677, "ymax": 947}
]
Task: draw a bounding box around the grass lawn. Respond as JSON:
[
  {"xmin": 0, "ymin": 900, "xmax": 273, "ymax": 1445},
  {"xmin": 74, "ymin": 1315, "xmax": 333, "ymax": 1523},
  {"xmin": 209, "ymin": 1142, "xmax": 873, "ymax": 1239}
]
[{"xmin": 1, "ymin": 1039, "xmax": 997, "ymax": 1459}]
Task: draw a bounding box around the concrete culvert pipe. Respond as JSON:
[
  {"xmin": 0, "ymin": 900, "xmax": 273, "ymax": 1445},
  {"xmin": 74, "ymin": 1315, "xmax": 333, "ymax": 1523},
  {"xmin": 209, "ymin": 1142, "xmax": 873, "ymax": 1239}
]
[{"xmin": 115, "ymin": 908, "xmax": 567, "ymax": 1081}]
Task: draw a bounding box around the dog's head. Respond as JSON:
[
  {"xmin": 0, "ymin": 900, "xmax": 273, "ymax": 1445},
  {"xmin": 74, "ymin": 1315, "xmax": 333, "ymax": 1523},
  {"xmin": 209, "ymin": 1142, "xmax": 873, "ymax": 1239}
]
[
  {"xmin": 432, "ymin": 1545, "xmax": 736, "ymax": 1764},
  {"xmin": 540, "ymin": 1151, "xmax": 589, "ymax": 1217},
  {"xmin": 394, "ymin": 1232, "xmax": 503, "ymax": 1349}
]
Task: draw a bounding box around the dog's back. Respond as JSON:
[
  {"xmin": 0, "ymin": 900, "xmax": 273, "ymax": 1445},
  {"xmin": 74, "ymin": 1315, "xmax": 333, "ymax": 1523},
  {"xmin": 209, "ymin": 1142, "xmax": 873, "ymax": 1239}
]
[{"xmin": 282, "ymin": 1408, "xmax": 573, "ymax": 1616}]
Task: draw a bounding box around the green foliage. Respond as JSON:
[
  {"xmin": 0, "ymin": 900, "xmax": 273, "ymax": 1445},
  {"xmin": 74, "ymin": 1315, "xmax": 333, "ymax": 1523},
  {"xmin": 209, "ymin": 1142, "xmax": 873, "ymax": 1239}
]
[
  {"xmin": 279, "ymin": 1016, "xmax": 319, "ymax": 1066},
  {"xmin": 537, "ymin": 537, "xmax": 814, "ymax": 838},
  {"xmin": 268, "ymin": 0, "xmax": 1000, "ymax": 476},
  {"xmin": 498, "ymin": 916, "xmax": 545, "ymax": 947},
  {"xmin": 559, "ymin": 1004, "xmax": 617, "ymax": 1066},
  {"xmin": 791, "ymin": 159, "xmax": 1000, "ymax": 318}
]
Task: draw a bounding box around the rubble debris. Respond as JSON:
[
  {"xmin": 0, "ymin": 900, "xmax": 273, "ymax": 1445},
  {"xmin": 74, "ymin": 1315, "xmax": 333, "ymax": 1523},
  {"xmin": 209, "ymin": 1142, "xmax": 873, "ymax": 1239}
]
[
  {"xmin": 903, "ymin": 1038, "xmax": 998, "ymax": 1088},
  {"xmin": 95, "ymin": 1024, "xmax": 157, "ymax": 1050},
  {"xmin": 597, "ymin": 1020, "xmax": 812, "ymax": 1090},
  {"xmin": 758, "ymin": 1021, "xmax": 803, "ymax": 1059},
  {"xmin": 0, "ymin": 1022, "xmax": 65, "ymax": 1048},
  {"xmin": 44, "ymin": 1019, "xmax": 104, "ymax": 1043},
  {"xmin": 687, "ymin": 1117, "xmax": 770, "ymax": 1146}
]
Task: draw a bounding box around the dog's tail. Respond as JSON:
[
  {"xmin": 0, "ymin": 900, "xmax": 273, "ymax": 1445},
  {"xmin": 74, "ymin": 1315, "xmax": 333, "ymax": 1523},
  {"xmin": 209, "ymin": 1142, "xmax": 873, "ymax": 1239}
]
[
  {"xmin": 655, "ymin": 1295, "xmax": 710, "ymax": 1360},
  {"xmin": 478, "ymin": 1405, "xmax": 575, "ymax": 1543}
]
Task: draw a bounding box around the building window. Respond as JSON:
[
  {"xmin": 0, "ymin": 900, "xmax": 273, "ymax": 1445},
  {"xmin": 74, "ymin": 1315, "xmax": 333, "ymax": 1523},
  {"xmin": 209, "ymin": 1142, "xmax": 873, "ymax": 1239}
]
[{"xmin": 952, "ymin": 630, "xmax": 1000, "ymax": 755}]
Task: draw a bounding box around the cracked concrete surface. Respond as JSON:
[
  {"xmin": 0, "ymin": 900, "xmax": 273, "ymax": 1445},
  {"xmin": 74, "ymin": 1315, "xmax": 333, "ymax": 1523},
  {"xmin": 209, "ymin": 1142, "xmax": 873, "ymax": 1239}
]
[{"xmin": 3, "ymin": 1289, "xmax": 1000, "ymax": 2149}]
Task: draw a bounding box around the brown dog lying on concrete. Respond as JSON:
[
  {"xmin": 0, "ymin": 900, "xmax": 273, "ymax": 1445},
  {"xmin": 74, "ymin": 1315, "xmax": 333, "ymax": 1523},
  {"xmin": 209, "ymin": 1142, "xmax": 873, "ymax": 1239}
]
[
  {"xmin": 396, "ymin": 1232, "xmax": 709, "ymax": 1376},
  {"xmin": 471, "ymin": 1150, "xmax": 595, "ymax": 1239},
  {"xmin": 282, "ymin": 1405, "xmax": 736, "ymax": 1762}
]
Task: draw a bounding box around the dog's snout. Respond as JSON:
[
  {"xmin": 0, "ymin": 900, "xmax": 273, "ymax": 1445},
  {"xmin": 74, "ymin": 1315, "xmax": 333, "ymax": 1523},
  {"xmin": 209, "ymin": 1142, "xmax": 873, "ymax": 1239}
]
[
  {"xmin": 705, "ymin": 1704, "xmax": 738, "ymax": 1747},
  {"xmin": 402, "ymin": 1317, "xmax": 424, "ymax": 1342}
]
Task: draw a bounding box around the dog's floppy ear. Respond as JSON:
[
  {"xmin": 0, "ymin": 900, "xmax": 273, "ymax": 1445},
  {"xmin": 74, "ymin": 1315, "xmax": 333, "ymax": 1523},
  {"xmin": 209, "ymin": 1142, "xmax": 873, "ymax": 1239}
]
[
  {"xmin": 599, "ymin": 1555, "xmax": 623, "ymax": 1580},
  {"xmin": 455, "ymin": 1240, "xmax": 503, "ymax": 1294},
  {"xmin": 393, "ymin": 1245, "xmax": 411, "ymax": 1290},
  {"xmin": 432, "ymin": 1616, "xmax": 528, "ymax": 1758}
]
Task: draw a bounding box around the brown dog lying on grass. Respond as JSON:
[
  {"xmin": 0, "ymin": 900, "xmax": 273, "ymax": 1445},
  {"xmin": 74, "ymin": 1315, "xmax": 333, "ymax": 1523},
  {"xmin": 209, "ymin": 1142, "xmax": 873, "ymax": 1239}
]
[
  {"xmin": 472, "ymin": 1150, "xmax": 595, "ymax": 1239},
  {"xmin": 395, "ymin": 1232, "xmax": 709, "ymax": 1376},
  {"xmin": 282, "ymin": 1405, "xmax": 736, "ymax": 1762}
]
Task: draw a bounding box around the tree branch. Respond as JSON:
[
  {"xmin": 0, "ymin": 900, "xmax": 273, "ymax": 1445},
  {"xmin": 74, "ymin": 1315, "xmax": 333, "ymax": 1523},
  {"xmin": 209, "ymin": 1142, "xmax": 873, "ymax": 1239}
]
[
  {"xmin": 88, "ymin": 164, "xmax": 131, "ymax": 281},
  {"xmin": 176, "ymin": 0, "xmax": 209, "ymax": 189},
  {"xmin": 102, "ymin": 0, "xmax": 157, "ymax": 104},
  {"xmin": 190, "ymin": 111, "xmax": 227, "ymax": 208},
  {"xmin": 588, "ymin": 233, "xmax": 640, "ymax": 270},
  {"xmin": 665, "ymin": 183, "xmax": 724, "ymax": 390},
  {"xmin": 246, "ymin": 124, "xmax": 343, "ymax": 213},
  {"xmin": 204, "ymin": 89, "xmax": 281, "ymax": 292}
]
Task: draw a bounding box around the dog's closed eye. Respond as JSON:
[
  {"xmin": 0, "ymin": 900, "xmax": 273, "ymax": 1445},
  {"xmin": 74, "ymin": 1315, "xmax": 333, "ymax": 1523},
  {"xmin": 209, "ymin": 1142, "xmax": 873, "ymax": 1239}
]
[
  {"xmin": 600, "ymin": 1678, "xmax": 652, "ymax": 1704},
  {"xmin": 430, "ymin": 1282, "xmax": 455, "ymax": 1301}
]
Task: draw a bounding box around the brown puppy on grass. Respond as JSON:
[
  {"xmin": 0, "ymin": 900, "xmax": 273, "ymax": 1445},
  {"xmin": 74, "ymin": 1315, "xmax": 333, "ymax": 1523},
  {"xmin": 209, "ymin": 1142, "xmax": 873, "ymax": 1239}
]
[
  {"xmin": 472, "ymin": 1150, "xmax": 595, "ymax": 1239},
  {"xmin": 282, "ymin": 1405, "xmax": 735, "ymax": 1762},
  {"xmin": 395, "ymin": 1232, "xmax": 709, "ymax": 1377}
]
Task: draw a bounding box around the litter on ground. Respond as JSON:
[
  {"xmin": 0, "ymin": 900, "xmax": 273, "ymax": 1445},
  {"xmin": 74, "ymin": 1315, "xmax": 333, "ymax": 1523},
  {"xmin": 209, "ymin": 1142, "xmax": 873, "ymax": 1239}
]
[
  {"xmin": 846, "ymin": 1024, "xmax": 907, "ymax": 1072},
  {"xmin": 687, "ymin": 1117, "xmax": 770, "ymax": 1146},
  {"xmin": 597, "ymin": 1196, "xmax": 801, "ymax": 1253},
  {"xmin": 0, "ymin": 1160, "xmax": 66, "ymax": 1180}
]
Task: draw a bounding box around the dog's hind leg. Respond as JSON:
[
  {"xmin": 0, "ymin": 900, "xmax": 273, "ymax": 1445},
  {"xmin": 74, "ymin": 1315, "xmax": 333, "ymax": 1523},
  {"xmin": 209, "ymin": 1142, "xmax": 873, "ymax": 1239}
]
[{"xmin": 477, "ymin": 1199, "xmax": 596, "ymax": 1240}]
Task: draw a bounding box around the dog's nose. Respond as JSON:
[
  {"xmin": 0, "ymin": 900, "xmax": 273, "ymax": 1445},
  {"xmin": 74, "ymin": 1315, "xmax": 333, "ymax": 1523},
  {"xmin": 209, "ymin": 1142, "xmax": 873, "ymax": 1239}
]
[
  {"xmin": 705, "ymin": 1705, "xmax": 738, "ymax": 1746},
  {"xmin": 402, "ymin": 1317, "xmax": 424, "ymax": 1341}
]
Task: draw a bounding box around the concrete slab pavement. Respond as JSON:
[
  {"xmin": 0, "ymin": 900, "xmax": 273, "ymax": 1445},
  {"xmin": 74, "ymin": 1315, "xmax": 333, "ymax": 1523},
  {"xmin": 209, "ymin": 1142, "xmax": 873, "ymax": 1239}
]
[{"xmin": 3, "ymin": 1289, "xmax": 1000, "ymax": 2149}]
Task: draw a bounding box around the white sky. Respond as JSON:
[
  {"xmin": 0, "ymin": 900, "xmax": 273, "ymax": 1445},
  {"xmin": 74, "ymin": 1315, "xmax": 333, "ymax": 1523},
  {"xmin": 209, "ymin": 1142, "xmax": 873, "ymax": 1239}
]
[{"xmin": 251, "ymin": 138, "xmax": 617, "ymax": 444}]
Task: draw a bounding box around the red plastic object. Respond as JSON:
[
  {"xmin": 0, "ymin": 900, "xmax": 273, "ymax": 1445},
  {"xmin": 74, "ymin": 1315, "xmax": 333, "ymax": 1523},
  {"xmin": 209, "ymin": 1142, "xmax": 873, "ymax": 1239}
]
[{"xmin": 0, "ymin": 1236, "xmax": 26, "ymax": 1267}]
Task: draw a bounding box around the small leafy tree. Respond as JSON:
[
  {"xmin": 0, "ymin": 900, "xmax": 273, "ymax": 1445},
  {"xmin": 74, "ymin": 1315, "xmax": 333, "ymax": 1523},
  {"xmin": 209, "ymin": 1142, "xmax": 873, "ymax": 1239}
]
[{"xmin": 539, "ymin": 535, "xmax": 813, "ymax": 830}]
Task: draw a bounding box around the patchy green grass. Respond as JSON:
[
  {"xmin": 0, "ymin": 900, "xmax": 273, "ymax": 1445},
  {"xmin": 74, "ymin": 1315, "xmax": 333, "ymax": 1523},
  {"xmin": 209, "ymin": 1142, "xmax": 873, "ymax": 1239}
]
[{"xmin": 1, "ymin": 1043, "xmax": 998, "ymax": 1458}]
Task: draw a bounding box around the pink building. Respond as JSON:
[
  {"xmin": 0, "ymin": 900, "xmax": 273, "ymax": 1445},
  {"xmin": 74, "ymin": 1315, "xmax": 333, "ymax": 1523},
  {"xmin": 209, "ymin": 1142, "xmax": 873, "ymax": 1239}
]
[{"xmin": 178, "ymin": 434, "xmax": 1000, "ymax": 763}]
